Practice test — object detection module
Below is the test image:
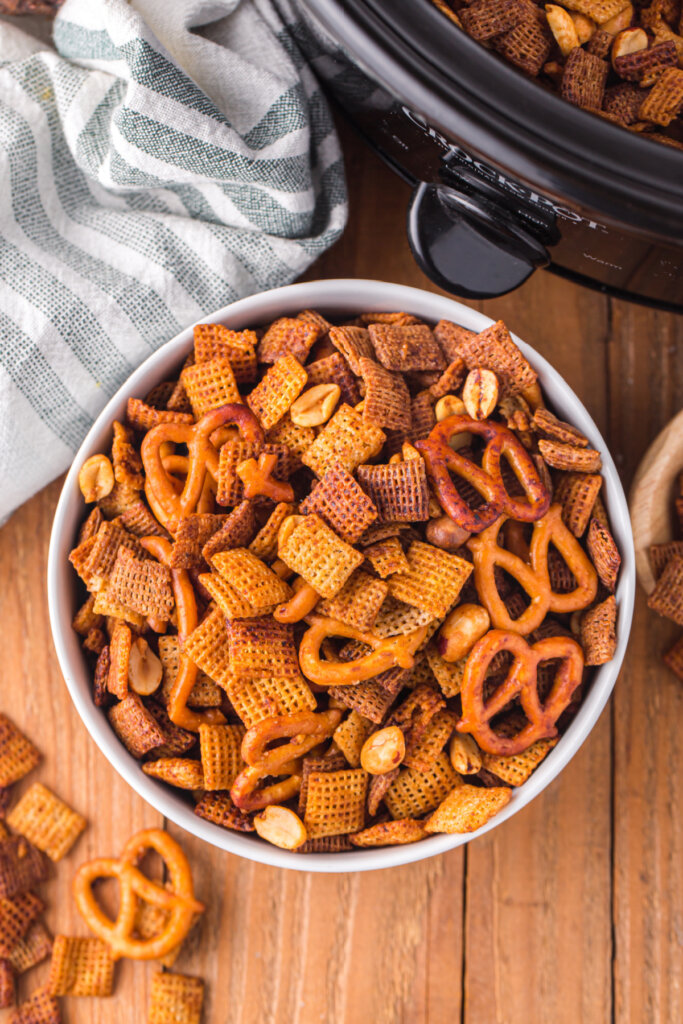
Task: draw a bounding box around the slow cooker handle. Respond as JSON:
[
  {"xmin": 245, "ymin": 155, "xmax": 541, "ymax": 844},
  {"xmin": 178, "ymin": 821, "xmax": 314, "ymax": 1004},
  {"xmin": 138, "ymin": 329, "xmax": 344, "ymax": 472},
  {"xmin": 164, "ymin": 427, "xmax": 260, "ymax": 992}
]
[{"xmin": 407, "ymin": 182, "xmax": 550, "ymax": 299}]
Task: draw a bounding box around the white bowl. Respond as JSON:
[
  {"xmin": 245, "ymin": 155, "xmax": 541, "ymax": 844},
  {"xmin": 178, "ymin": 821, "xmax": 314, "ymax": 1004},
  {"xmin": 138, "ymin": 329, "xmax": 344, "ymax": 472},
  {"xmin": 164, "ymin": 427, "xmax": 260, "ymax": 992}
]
[{"xmin": 47, "ymin": 279, "xmax": 635, "ymax": 873}]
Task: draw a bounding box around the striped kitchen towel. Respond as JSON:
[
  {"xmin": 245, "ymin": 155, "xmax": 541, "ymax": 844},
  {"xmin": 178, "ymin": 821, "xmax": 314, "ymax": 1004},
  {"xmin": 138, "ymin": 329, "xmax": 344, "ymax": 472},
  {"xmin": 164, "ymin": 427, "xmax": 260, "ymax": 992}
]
[{"xmin": 0, "ymin": 0, "xmax": 346, "ymax": 521}]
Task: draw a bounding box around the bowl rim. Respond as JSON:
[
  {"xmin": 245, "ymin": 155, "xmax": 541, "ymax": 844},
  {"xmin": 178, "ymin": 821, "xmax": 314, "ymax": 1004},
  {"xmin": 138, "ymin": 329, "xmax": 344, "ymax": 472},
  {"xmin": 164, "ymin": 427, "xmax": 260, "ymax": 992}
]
[{"xmin": 47, "ymin": 278, "xmax": 635, "ymax": 873}]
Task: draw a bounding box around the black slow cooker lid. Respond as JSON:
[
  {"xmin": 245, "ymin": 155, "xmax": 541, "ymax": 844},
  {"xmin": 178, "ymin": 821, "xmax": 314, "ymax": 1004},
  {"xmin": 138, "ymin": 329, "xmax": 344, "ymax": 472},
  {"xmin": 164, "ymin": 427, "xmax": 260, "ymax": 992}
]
[{"xmin": 304, "ymin": 0, "xmax": 683, "ymax": 237}]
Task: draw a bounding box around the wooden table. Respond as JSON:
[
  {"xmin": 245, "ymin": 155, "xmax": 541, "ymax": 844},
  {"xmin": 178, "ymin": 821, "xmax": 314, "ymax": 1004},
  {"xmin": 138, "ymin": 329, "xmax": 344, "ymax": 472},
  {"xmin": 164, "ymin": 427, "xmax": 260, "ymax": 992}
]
[{"xmin": 1, "ymin": 117, "xmax": 682, "ymax": 1024}]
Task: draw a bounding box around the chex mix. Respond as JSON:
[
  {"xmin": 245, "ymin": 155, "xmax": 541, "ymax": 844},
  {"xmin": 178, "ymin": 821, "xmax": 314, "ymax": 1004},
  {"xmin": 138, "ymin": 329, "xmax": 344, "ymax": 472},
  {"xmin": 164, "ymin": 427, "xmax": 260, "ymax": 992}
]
[
  {"xmin": 647, "ymin": 471, "xmax": 683, "ymax": 673},
  {"xmin": 432, "ymin": 0, "xmax": 683, "ymax": 151},
  {"xmin": 68, "ymin": 310, "xmax": 621, "ymax": 853}
]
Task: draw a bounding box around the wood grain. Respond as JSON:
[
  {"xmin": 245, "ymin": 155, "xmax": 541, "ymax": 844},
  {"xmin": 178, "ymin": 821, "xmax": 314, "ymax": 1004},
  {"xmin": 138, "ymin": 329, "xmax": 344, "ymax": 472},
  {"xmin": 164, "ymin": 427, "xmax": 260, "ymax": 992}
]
[{"xmin": 0, "ymin": 116, "xmax": 681, "ymax": 1024}]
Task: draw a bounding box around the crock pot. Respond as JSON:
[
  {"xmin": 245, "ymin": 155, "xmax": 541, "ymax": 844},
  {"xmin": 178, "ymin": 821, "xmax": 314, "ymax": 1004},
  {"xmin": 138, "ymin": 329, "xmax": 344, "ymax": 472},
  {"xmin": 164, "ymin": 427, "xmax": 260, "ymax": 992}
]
[{"xmin": 292, "ymin": 0, "xmax": 683, "ymax": 308}]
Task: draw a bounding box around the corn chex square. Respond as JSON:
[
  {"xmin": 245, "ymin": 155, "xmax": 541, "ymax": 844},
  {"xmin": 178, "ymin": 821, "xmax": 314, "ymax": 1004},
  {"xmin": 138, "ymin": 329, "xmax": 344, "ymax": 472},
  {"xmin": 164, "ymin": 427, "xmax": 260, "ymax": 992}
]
[
  {"xmin": 193, "ymin": 323, "xmax": 258, "ymax": 384},
  {"xmin": 363, "ymin": 537, "xmax": 410, "ymax": 578},
  {"xmin": 158, "ymin": 636, "xmax": 223, "ymax": 708},
  {"xmin": 333, "ymin": 711, "xmax": 373, "ymax": 767},
  {"xmin": 384, "ymin": 752, "xmax": 459, "ymax": 819},
  {"xmin": 7, "ymin": 784, "xmax": 86, "ymax": 862},
  {"xmin": 301, "ymin": 404, "xmax": 385, "ymax": 479},
  {"xmin": 148, "ymin": 970, "xmax": 204, "ymax": 1024},
  {"xmin": 182, "ymin": 606, "xmax": 233, "ymax": 689},
  {"xmin": 48, "ymin": 935, "xmax": 114, "ymax": 997},
  {"xmin": 388, "ymin": 541, "xmax": 472, "ymax": 618},
  {"xmin": 180, "ymin": 357, "xmax": 241, "ymax": 417},
  {"xmin": 278, "ymin": 514, "xmax": 364, "ymax": 599},
  {"xmin": 197, "ymin": 572, "xmax": 254, "ymax": 620},
  {"xmin": 225, "ymin": 675, "xmax": 316, "ymax": 728},
  {"xmin": 247, "ymin": 354, "xmax": 307, "ymax": 430},
  {"xmin": 212, "ymin": 548, "xmax": 291, "ymax": 613},
  {"xmin": 0, "ymin": 713, "xmax": 40, "ymax": 788},
  {"xmin": 198, "ymin": 724, "xmax": 245, "ymax": 791},
  {"xmin": 249, "ymin": 502, "xmax": 297, "ymax": 561},
  {"xmin": 303, "ymin": 769, "xmax": 368, "ymax": 839},
  {"xmin": 318, "ymin": 571, "xmax": 388, "ymax": 631},
  {"xmin": 425, "ymin": 783, "xmax": 511, "ymax": 834},
  {"xmin": 300, "ymin": 461, "xmax": 378, "ymax": 544},
  {"xmin": 482, "ymin": 738, "xmax": 557, "ymax": 786},
  {"xmin": 226, "ymin": 617, "xmax": 300, "ymax": 680}
]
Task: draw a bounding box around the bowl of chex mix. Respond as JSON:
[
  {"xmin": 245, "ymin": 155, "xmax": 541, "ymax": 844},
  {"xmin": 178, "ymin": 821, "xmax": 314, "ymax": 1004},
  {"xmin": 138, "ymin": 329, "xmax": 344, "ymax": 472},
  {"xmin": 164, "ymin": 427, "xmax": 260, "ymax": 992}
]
[{"xmin": 48, "ymin": 279, "xmax": 635, "ymax": 871}]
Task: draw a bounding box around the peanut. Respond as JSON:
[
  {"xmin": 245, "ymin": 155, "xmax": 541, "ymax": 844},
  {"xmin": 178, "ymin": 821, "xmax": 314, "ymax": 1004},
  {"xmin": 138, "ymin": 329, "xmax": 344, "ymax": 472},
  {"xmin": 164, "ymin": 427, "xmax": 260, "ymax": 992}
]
[
  {"xmin": 78, "ymin": 454, "xmax": 115, "ymax": 503},
  {"xmin": 545, "ymin": 5, "xmax": 580, "ymax": 55},
  {"xmin": 290, "ymin": 384, "xmax": 341, "ymax": 427},
  {"xmin": 360, "ymin": 726, "xmax": 405, "ymax": 775},
  {"xmin": 277, "ymin": 514, "xmax": 305, "ymax": 550},
  {"xmin": 463, "ymin": 368, "xmax": 499, "ymax": 421},
  {"xmin": 438, "ymin": 604, "xmax": 491, "ymax": 662},
  {"xmin": 601, "ymin": 2, "xmax": 633, "ymax": 34},
  {"xmin": 426, "ymin": 515, "xmax": 471, "ymax": 551},
  {"xmin": 435, "ymin": 394, "xmax": 466, "ymax": 421},
  {"xmin": 449, "ymin": 733, "xmax": 482, "ymax": 775},
  {"xmin": 127, "ymin": 637, "xmax": 163, "ymax": 696},
  {"xmin": 612, "ymin": 27, "xmax": 647, "ymax": 65},
  {"xmin": 569, "ymin": 11, "xmax": 596, "ymax": 42},
  {"xmin": 253, "ymin": 806, "xmax": 307, "ymax": 850}
]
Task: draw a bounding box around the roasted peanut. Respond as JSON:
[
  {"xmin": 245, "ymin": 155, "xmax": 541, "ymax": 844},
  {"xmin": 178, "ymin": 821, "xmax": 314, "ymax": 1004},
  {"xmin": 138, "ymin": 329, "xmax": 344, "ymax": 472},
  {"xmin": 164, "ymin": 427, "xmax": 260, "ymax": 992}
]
[
  {"xmin": 78, "ymin": 454, "xmax": 115, "ymax": 503},
  {"xmin": 290, "ymin": 383, "xmax": 341, "ymax": 427},
  {"xmin": 277, "ymin": 514, "xmax": 305, "ymax": 550},
  {"xmin": 438, "ymin": 604, "xmax": 491, "ymax": 662},
  {"xmin": 127, "ymin": 637, "xmax": 163, "ymax": 696},
  {"xmin": 253, "ymin": 806, "xmax": 307, "ymax": 850},
  {"xmin": 601, "ymin": 2, "xmax": 633, "ymax": 34},
  {"xmin": 402, "ymin": 442, "xmax": 421, "ymax": 461},
  {"xmin": 449, "ymin": 733, "xmax": 483, "ymax": 775},
  {"xmin": 569, "ymin": 11, "xmax": 596, "ymax": 42},
  {"xmin": 463, "ymin": 368, "xmax": 499, "ymax": 421},
  {"xmin": 545, "ymin": 5, "xmax": 580, "ymax": 55},
  {"xmin": 435, "ymin": 394, "xmax": 466, "ymax": 421},
  {"xmin": 521, "ymin": 381, "xmax": 544, "ymax": 412},
  {"xmin": 360, "ymin": 726, "xmax": 405, "ymax": 775},
  {"xmin": 426, "ymin": 515, "xmax": 471, "ymax": 551},
  {"xmin": 612, "ymin": 27, "xmax": 647, "ymax": 65}
]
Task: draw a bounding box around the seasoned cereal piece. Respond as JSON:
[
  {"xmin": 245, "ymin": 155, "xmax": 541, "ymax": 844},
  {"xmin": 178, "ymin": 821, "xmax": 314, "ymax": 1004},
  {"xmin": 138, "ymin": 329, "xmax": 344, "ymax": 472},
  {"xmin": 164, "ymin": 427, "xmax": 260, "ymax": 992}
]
[
  {"xmin": 193, "ymin": 323, "xmax": 258, "ymax": 383},
  {"xmin": 304, "ymin": 352, "xmax": 361, "ymax": 407},
  {"xmin": 202, "ymin": 501, "xmax": 257, "ymax": 562},
  {"xmin": 258, "ymin": 317, "xmax": 322, "ymax": 364},
  {"xmin": 249, "ymin": 502, "xmax": 297, "ymax": 561},
  {"xmin": 9, "ymin": 985, "xmax": 61, "ymax": 1024},
  {"xmin": 0, "ymin": 838, "xmax": 49, "ymax": 899},
  {"xmin": 333, "ymin": 711, "xmax": 374, "ymax": 768},
  {"xmin": 247, "ymin": 355, "xmax": 308, "ymax": 430},
  {"xmin": 0, "ymin": 714, "xmax": 40, "ymax": 788},
  {"xmin": 198, "ymin": 572, "xmax": 254, "ymax": 619},
  {"xmin": 302, "ymin": 404, "xmax": 385, "ymax": 478},
  {"xmin": 278, "ymin": 514, "xmax": 364, "ymax": 598},
  {"xmin": 0, "ymin": 891, "xmax": 44, "ymax": 957},
  {"xmin": 554, "ymin": 472, "xmax": 603, "ymax": 537},
  {"xmin": 266, "ymin": 416, "xmax": 316, "ymax": 459},
  {"xmin": 0, "ymin": 957, "xmax": 14, "ymax": 1009},
  {"xmin": 581, "ymin": 595, "xmax": 618, "ymax": 665},
  {"xmin": 148, "ymin": 970, "xmax": 204, "ymax": 1024},
  {"xmin": 350, "ymin": 819, "xmax": 428, "ymax": 847},
  {"xmin": 357, "ymin": 459, "xmax": 430, "ymax": 523},
  {"xmin": 225, "ymin": 675, "xmax": 316, "ymax": 728},
  {"xmin": 538, "ymin": 439, "xmax": 602, "ymax": 472},
  {"xmin": 212, "ymin": 548, "xmax": 291, "ymax": 613},
  {"xmin": 482, "ymin": 738, "xmax": 557, "ymax": 786},
  {"xmin": 426, "ymin": 647, "xmax": 466, "ymax": 698},
  {"xmin": 107, "ymin": 620, "xmax": 132, "ymax": 700},
  {"xmin": 384, "ymin": 752, "xmax": 459, "ymax": 819},
  {"xmin": 298, "ymin": 752, "xmax": 348, "ymax": 815},
  {"xmin": 48, "ymin": 935, "xmax": 114, "ymax": 997},
  {"xmin": 403, "ymin": 709, "xmax": 458, "ymax": 772},
  {"xmin": 453, "ymin": 319, "xmax": 536, "ymax": 397},
  {"xmin": 127, "ymin": 397, "xmax": 193, "ymax": 432},
  {"xmin": 364, "ymin": 537, "xmax": 410, "ymax": 578},
  {"xmin": 587, "ymin": 517, "xmax": 621, "ymax": 591},
  {"xmin": 639, "ymin": 67, "xmax": 683, "ymax": 125},
  {"xmin": 7, "ymin": 785, "xmax": 86, "ymax": 863},
  {"xmin": 8, "ymin": 921, "xmax": 53, "ymax": 974},
  {"xmin": 372, "ymin": 596, "xmax": 435, "ymax": 637},
  {"xmin": 119, "ymin": 500, "xmax": 168, "ymax": 539},
  {"xmin": 194, "ymin": 792, "xmax": 255, "ymax": 832},
  {"xmin": 532, "ymin": 407, "xmax": 589, "ymax": 447},
  {"xmin": 180, "ymin": 357, "xmax": 241, "ymax": 418},
  {"xmin": 433, "ymin": 320, "xmax": 476, "ymax": 363},
  {"xmin": 613, "ymin": 40, "xmax": 678, "ymax": 84},
  {"xmin": 663, "ymin": 635, "xmax": 683, "ymax": 681},
  {"xmin": 300, "ymin": 462, "xmax": 378, "ymax": 544},
  {"xmin": 368, "ymin": 322, "xmax": 445, "ymax": 371},
  {"xmin": 170, "ymin": 513, "xmax": 227, "ymax": 569},
  {"xmin": 83, "ymin": 520, "xmax": 147, "ymax": 593},
  {"xmin": 650, "ymin": 541, "xmax": 683, "ymax": 579},
  {"xmin": 182, "ymin": 607, "xmax": 234, "ymax": 689},
  {"xmin": 318, "ymin": 571, "xmax": 389, "ymax": 631},
  {"xmin": 647, "ymin": 557, "xmax": 683, "ymax": 626},
  {"xmin": 158, "ymin": 636, "xmax": 222, "ymax": 709},
  {"xmin": 425, "ymin": 783, "xmax": 511, "ymax": 834},
  {"xmin": 199, "ymin": 724, "xmax": 245, "ymax": 791},
  {"xmin": 329, "ymin": 663, "xmax": 409, "ymax": 724},
  {"xmin": 142, "ymin": 759, "xmax": 205, "ymax": 790},
  {"xmin": 303, "ymin": 769, "xmax": 368, "ymax": 839},
  {"xmin": 359, "ymin": 357, "xmax": 412, "ymax": 433},
  {"xmin": 215, "ymin": 439, "xmax": 261, "ymax": 506},
  {"xmin": 388, "ymin": 541, "xmax": 472, "ymax": 618},
  {"xmin": 328, "ymin": 325, "xmax": 375, "ymax": 374},
  {"xmin": 111, "ymin": 421, "xmax": 143, "ymax": 490},
  {"xmin": 227, "ymin": 617, "xmax": 301, "ymax": 680},
  {"xmin": 107, "ymin": 694, "xmax": 167, "ymax": 759}
]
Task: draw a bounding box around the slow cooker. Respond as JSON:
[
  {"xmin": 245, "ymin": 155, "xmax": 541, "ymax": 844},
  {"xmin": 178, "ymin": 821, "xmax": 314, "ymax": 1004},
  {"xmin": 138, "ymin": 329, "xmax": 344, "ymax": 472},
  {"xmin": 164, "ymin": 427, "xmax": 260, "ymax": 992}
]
[{"xmin": 292, "ymin": 0, "xmax": 683, "ymax": 308}]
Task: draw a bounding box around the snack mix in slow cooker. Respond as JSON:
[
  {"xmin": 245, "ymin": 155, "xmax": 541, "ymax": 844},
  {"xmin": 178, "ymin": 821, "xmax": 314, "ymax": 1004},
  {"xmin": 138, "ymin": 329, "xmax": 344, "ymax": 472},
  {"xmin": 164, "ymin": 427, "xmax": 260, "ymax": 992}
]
[
  {"xmin": 69, "ymin": 310, "xmax": 621, "ymax": 852},
  {"xmin": 432, "ymin": 0, "xmax": 683, "ymax": 149}
]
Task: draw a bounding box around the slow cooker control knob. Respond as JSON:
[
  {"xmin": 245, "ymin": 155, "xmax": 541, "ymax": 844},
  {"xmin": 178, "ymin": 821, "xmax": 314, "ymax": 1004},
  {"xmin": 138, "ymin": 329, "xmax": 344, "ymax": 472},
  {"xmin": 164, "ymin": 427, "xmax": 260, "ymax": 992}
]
[{"xmin": 407, "ymin": 182, "xmax": 550, "ymax": 299}]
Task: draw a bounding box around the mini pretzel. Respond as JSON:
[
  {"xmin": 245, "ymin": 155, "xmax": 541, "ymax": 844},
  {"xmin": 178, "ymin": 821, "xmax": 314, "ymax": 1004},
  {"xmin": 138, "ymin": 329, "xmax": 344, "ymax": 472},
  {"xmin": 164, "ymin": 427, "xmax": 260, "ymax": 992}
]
[
  {"xmin": 415, "ymin": 413, "xmax": 550, "ymax": 532},
  {"xmin": 457, "ymin": 628, "xmax": 584, "ymax": 755},
  {"xmin": 141, "ymin": 404, "xmax": 264, "ymax": 532},
  {"xmin": 241, "ymin": 709, "xmax": 342, "ymax": 773},
  {"xmin": 274, "ymin": 580, "xmax": 320, "ymax": 623},
  {"xmin": 72, "ymin": 828, "xmax": 204, "ymax": 960},
  {"xmin": 467, "ymin": 505, "xmax": 598, "ymax": 635},
  {"xmin": 298, "ymin": 615, "xmax": 428, "ymax": 686},
  {"xmin": 237, "ymin": 451, "xmax": 295, "ymax": 502},
  {"xmin": 140, "ymin": 536, "xmax": 224, "ymax": 730},
  {"xmin": 231, "ymin": 764, "xmax": 302, "ymax": 812}
]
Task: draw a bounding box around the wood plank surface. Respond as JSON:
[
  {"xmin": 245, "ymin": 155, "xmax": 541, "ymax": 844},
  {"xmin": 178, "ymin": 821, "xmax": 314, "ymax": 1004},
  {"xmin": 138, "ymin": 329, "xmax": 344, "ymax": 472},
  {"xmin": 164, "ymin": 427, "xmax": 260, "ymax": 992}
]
[{"xmin": 0, "ymin": 116, "xmax": 681, "ymax": 1024}]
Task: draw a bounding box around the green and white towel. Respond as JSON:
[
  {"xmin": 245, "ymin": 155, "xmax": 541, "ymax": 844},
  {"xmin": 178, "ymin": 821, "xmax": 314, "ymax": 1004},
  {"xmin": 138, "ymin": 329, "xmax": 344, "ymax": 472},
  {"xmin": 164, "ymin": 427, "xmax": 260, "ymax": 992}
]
[{"xmin": 0, "ymin": 0, "xmax": 347, "ymax": 521}]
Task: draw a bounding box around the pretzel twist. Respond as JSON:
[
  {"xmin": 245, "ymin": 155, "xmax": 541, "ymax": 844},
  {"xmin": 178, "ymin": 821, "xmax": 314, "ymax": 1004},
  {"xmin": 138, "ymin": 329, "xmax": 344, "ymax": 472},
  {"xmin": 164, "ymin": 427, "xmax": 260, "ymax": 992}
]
[
  {"xmin": 415, "ymin": 414, "xmax": 550, "ymax": 532},
  {"xmin": 241, "ymin": 709, "xmax": 342, "ymax": 774},
  {"xmin": 457, "ymin": 629, "xmax": 584, "ymax": 755},
  {"xmin": 231, "ymin": 765, "xmax": 303, "ymax": 812},
  {"xmin": 467, "ymin": 505, "xmax": 598, "ymax": 635},
  {"xmin": 237, "ymin": 451, "xmax": 294, "ymax": 502},
  {"xmin": 141, "ymin": 403, "xmax": 264, "ymax": 533},
  {"xmin": 298, "ymin": 615, "xmax": 428, "ymax": 686},
  {"xmin": 140, "ymin": 536, "xmax": 224, "ymax": 730},
  {"xmin": 72, "ymin": 828, "xmax": 204, "ymax": 961}
]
